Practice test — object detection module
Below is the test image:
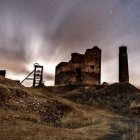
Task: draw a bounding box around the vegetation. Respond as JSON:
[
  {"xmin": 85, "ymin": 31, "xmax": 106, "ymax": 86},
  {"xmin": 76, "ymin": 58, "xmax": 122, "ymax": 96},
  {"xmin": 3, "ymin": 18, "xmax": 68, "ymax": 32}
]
[{"xmin": 0, "ymin": 77, "xmax": 139, "ymax": 140}]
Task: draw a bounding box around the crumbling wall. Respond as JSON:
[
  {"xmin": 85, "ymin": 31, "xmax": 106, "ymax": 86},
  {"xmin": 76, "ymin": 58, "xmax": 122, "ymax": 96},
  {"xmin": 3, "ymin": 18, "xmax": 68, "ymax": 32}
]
[
  {"xmin": 55, "ymin": 46, "xmax": 101, "ymax": 86},
  {"xmin": 0, "ymin": 70, "xmax": 6, "ymax": 78}
]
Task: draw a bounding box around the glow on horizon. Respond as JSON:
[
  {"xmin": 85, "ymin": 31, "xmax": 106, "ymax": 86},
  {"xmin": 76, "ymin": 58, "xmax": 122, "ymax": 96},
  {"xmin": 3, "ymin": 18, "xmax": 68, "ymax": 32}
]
[{"xmin": 7, "ymin": 58, "xmax": 140, "ymax": 87}]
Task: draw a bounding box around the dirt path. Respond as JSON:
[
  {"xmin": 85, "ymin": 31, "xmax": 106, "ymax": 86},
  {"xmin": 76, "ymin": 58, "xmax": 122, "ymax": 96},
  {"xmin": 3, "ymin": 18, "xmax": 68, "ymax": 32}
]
[{"xmin": 0, "ymin": 86, "xmax": 139, "ymax": 140}]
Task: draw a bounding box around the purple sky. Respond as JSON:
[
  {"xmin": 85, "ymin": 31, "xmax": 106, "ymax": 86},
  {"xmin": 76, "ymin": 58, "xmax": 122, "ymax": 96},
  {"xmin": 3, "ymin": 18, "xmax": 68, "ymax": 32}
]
[{"xmin": 0, "ymin": 0, "xmax": 140, "ymax": 86}]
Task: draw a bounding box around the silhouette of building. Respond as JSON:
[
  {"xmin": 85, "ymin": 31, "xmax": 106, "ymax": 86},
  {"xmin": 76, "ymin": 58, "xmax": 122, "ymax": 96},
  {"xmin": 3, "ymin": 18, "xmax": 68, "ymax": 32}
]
[
  {"xmin": 21, "ymin": 63, "xmax": 44, "ymax": 87},
  {"xmin": 55, "ymin": 46, "xmax": 101, "ymax": 86},
  {"xmin": 119, "ymin": 46, "xmax": 129, "ymax": 83},
  {"xmin": 0, "ymin": 70, "xmax": 6, "ymax": 78}
]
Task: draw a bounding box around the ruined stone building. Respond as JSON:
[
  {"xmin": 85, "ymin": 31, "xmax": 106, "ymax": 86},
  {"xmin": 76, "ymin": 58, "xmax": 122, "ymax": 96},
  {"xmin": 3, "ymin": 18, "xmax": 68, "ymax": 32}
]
[
  {"xmin": 55, "ymin": 46, "xmax": 101, "ymax": 86},
  {"xmin": 0, "ymin": 70, "xmax": 6, "ymax": 78}
]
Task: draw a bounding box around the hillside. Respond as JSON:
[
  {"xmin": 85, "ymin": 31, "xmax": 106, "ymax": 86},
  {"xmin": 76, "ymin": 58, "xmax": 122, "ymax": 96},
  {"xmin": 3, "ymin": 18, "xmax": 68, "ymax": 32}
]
[
  {"xmin": 0, "ymin": 77, "xmax": 140, "ymax": 140},
  {"xmin": 63, "ymin": 83, "xmax": 140, "ymax": 117},
  {"xmin": 0, "ymin": 77, "xmax": 71, "ymax": 124}
]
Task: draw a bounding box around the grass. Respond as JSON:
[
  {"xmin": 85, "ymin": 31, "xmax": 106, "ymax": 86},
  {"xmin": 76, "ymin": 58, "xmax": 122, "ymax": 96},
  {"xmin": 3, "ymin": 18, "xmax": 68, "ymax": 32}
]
[{"xmin": 0, "ymin": 79, "xmax": 140, "ymax": 140}]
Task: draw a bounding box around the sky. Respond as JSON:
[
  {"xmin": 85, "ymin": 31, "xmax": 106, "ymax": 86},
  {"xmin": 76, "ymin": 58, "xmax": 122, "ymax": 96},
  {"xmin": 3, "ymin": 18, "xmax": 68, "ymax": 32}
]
[{"xmin": 0, "ymin": 0, "xmax": 140, "ymax": 86}]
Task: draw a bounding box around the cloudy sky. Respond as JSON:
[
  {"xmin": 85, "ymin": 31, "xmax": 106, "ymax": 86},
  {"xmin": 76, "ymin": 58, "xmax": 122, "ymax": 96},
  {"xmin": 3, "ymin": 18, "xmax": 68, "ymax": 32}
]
[{"xmin": 0, "ymin": 0, "xmax": 140, "ymax": 86}]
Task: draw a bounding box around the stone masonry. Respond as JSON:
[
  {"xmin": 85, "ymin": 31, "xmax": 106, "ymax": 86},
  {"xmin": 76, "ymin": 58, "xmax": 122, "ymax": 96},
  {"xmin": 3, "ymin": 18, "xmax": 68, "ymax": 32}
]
[{"xmin": 55, "ymin": 46, "xmax": 101, "ymax": 86}]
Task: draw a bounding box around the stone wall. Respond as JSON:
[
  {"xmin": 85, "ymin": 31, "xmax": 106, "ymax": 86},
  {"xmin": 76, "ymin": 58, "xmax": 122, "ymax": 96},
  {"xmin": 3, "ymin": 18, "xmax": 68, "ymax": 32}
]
[
  {"xmin": 0, "ymin": 70, "xmax": 6, "ymax": 78},
  {"xmin": 55, "ymin": 46, "xmax": 101, "ymax": 86}
]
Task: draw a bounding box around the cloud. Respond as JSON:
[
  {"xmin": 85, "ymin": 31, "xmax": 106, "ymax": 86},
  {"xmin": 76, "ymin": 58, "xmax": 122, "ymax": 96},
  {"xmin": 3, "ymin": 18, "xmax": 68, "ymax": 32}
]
[
  {"xmin": 44, "ymin": 72, "xmax": 54, "ymax": 81},
  {"xmin": 0, "ymin": 0, "xmax": 140, "ymax": 85}
]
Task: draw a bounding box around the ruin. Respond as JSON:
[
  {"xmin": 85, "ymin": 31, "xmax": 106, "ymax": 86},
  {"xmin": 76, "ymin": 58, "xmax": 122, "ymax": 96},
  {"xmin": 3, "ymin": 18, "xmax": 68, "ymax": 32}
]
[
  {"xmin": 0, "ymin": 70, "xmax": 6, "ymax": 78},
  {"xmin": 119, "ymin": 46, "xmax": 129, "ymax": 83},
  {"xmin": 55, "ymin": 46, "xmax": 101, "ymax": 86}
]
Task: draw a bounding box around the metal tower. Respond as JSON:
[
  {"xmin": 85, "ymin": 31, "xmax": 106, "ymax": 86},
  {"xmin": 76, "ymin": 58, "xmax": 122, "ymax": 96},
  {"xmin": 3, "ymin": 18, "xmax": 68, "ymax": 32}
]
[
  {"xmin": 21, "ymin": 63, "xmax": 44, "ymax": 87},
  {"xmin": 33, "ymin": 63, "xmax": 43, "ymax": 87}
]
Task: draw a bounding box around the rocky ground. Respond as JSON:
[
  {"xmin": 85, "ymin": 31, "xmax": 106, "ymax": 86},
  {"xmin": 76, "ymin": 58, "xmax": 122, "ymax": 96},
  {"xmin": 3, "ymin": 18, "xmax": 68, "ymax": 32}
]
[
  {"xmin": 0, "ymin": 77, "xmax": 71, "ymax": 124},
  {"xmin": 0, "ymin": 77, "xmax": 140, "ymax": 140},
  {"xmin": 63, "ymin": 83, "xmax": 140, "ymax": 118}
]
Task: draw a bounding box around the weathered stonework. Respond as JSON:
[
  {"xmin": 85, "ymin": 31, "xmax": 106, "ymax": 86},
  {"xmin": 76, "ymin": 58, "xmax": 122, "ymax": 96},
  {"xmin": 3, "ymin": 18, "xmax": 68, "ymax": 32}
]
[{"xmin": 55, "ymin": 46, "xmax": 101, "ymax": 86}]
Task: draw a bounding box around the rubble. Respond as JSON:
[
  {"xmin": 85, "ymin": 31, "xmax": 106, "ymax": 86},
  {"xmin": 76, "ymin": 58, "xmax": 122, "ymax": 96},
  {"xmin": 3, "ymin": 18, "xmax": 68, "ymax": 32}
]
[
  {"xmin": 0, "ymin": 77, "xmax": 71, "ymax": 124},
  {"xmin": 64, "ymin": 83, "xmax": 140, "ymax": 117}
]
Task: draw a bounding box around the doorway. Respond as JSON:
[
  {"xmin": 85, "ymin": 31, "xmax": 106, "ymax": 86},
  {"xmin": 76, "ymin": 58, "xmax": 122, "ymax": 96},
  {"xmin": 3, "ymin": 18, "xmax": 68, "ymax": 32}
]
[{"xmin": 76, "ymin": 68, "xmax": 81, "ymax": 81}]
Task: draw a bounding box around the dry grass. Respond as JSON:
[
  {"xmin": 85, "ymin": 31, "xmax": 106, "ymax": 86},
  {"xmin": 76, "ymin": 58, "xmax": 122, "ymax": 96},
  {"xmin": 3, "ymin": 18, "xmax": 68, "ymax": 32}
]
[
  {"xmin": 0, "ymin": 78, "xmax": 140, "ymax": 140},
  {"xmin": 63, "ymin": 83, "xmax": 140, "ymax": 118}
]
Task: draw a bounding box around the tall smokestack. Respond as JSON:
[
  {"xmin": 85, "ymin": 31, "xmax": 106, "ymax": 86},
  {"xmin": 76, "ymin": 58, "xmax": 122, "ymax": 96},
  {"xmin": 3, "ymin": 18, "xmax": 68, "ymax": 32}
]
[{"xmin": 119, "ymin": 46, "xmax": 129, "ymax": 83}]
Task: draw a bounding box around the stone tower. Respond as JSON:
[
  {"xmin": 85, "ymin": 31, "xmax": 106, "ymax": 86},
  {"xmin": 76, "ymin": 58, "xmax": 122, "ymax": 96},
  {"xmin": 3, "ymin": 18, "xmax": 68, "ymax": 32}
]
[
  {"xmin": 55, "ymin": 46, "xmax": 101, "ymax": 86},
  {"xmin": 119, "ymin": 46, "xmax": 129, "ymax": 83}
]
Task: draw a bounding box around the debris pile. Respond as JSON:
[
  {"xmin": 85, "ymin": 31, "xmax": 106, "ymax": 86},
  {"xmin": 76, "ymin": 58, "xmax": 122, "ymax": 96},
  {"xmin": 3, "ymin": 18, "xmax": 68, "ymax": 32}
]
[
  {"xmin": 64, "ymin": 83, "xmax": 140, "ymax": 117},
  {"xmin": 0, "ymin": 77, "xmax": 71, "ymax": 124}
]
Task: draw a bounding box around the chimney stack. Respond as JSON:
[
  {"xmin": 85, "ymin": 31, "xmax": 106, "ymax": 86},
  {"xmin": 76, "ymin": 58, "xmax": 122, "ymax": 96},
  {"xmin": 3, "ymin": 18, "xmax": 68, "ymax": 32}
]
[{"xmin": 119, "ymin": 46, "xmax": 129, "ymax": 83}]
